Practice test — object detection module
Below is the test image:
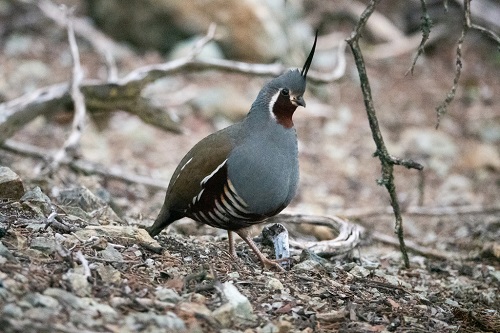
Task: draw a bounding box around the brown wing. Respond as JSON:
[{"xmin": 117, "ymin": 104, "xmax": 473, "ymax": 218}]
[{"xmin": 165, "ymin": 124, "xmax": 238, "ymax": 214}]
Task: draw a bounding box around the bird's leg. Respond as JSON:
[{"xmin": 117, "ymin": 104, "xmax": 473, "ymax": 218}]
[
  {"xmin": 227, "ymin": 230, "xmax": 237, "ymax": 258},
  {"xmin": 235, "ymin": 228, "xmax": 285, "ymax": 272}
]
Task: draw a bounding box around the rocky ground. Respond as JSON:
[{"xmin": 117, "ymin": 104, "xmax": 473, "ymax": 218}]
[{"xmin": 1, "ymin": 0, "xmax": 499, "ymax": 332}]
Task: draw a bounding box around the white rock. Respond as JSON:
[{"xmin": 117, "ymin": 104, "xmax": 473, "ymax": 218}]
[
  {"xmin": 212, "ymin": 282, "xmax": 255, "ymax": 327},
  {"xmin": 265, "ymin": 277, "xmax": 284, "ymax": 291}
]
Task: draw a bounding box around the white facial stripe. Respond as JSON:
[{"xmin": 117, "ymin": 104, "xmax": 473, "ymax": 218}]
[
  {"xmin": 201, "ymin": 159, "xmax": 227, "ymax": 186},
  {"xmin": 268, "ymin": 90, "xmax": 281, "ymax": 119}
]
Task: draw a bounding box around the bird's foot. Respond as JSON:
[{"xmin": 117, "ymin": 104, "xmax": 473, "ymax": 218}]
[{"xmin": 260, "ymin": 257, "xmax": 286, "ymax": 272}]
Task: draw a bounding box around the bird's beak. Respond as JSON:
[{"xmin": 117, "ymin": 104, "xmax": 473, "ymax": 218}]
[{"xmin": 291, "ymin": 95, "xmax": 306, "ymax": 108}]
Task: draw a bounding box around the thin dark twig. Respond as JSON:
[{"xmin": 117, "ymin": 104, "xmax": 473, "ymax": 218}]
[
  {"xmin": 406, "ymin": 0, "xmax": 433, "ymax": 75},
  {"xmin": 346, "ymin": 0, "xmax": 417, "ymax": 268},
  {"xmin": 436, "ymin": 0, "xmax": 500, "ymax": 127},
  {"xmin": 388, "ymin": 155, "xmax": 424, "ymax": 170},
  {"xmin": 435, "ymin": 0, "xmax": 468, "ymax": 128}
]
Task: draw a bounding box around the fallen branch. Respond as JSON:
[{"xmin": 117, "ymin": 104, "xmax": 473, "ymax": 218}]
[
  {"xmin": 267, "ymin": 214, "xmax": 364, "ymax": 257},
  {"xmin": 0, "ymin": 28, "xmax": 345, "ymax": 143}
]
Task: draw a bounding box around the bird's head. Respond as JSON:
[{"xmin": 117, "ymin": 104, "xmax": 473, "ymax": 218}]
[{"xmin": 251, "ymin": 31, "xmax": 317, "ymax": 128}]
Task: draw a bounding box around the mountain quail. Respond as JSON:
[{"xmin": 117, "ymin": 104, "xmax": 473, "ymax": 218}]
[{"xmin": 147, "ymin": 33, "xmax": 317, "ymax": 270}]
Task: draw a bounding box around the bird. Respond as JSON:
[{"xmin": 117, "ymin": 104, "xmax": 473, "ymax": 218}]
[{"xmin": 147, "ymin": 32, "xmax": 317, "ymax": 270}]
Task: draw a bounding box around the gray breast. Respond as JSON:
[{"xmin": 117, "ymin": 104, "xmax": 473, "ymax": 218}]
[{"xmin": 226, "ymin": 125, "xmax": 299, "ymax": 215}]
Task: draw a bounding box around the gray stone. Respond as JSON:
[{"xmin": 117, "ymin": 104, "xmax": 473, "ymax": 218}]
[
  {"xmin": 2, "ymin": 303, "xmax": 23, "ymax": 318},
  {"xmin": 0, "ymin": 242, "xmax": 18, "ymax": 263},
  {"xmin": 30, "ymin": 237, "xmax": 56, "ymax": 254},
  {"xmin": 95, "ymin": 263, "xmax": 121, "ymax": 284},
  {"xmin": 265, "ymin": 277, "xmax": 284, "ymax": 291},
  {"xmin": 260, "ymin": 322, "xmax": 279, "ymax": 333},
  {"xmin": 20, "ymin": 187, "xmax": 52, "ymax": 217},
  {"xmin": 24, "ymin": 307, "xmax": 56, "ymax": 321},
  {"xmin": 57, "ymin": 186, "xmax": 121, "ymax": 223},
  {"xmin": 124, "ymin": 311, "xmax": 186, "ymax": 330},
  {"xmin": 212, "ymin": 282, "xmax": 256, "ymax": 328},
  {"xmin": 98, "ymin": 244, "xmax": 124, "ymax": 262},
  {"xmin": 64, "ymin": 270, "xmax": 91, "ymax": 297},
  {"xmin": 155, "ymin": 287, "xmax": 182, "ymax": 303},
  {"xmin": 4, "ymin": 33, "xmax": 34, "ymax": 56},
  {"xmin": 490, "ymin": 270, "xmax": 500, "ymax": 283},
  {"xmin": 44, "ymin": 288, "xmax": 85, "ymax": 309},
  {"xmin": 79, "ymin": 298, "xmax": 118, "ymax": 320},
  {"xmin": 23, "ymin": 293, "xmax": 60, "ymax": 309},
  {"xmin": 349, "ymin": 265, "xmax": 371, "ymax": 278},
  {"xmin": 291, "ymin": 259, "xmax": 321, "ymax": 272},
  {"xmin": 0, "ymin": 166, "xmax": 24, "ymax": 200}
]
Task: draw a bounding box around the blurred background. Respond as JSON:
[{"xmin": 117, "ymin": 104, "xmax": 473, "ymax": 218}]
[{"xmin": 0, "ymin": 0, "xmax": 499, "ymax": 250}]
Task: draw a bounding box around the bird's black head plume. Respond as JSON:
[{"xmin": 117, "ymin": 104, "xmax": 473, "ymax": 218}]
[{"xmin": 301, "ymin": 30, "xmax": 318, "ymax": 79}]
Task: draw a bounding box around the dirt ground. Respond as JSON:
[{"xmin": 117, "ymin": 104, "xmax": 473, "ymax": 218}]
[{"xmin": 0, "ymin": 1, "xmax": 499, "ymax": 332}]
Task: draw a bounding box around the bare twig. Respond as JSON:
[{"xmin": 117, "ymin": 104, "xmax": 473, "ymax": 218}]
[
  {"xmin": 435, "ymin": 0, "xmax": 468, "ymax": 128},
  {"xmin": 346, "ymin": 0, "xmax": 420, "ymax": 268},
  {"xmin": 406, "ymin": 0, "xmax": 433, "ymax": 75},
  {"xmin": 435, "ymin": 0, "xmax": 500, "ymax": 127},
  {"xmin": 42, "ymin": 7, "xmax": 86, "ymax": 175},
  {"xmin": 470, "ymin": 23, "xmax": 500, "ymax": 46}
]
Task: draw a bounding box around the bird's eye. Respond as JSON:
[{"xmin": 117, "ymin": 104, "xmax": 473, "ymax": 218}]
[{"xmin": 281, "ymin": 88, "xmax": 289, "ymax": 96}]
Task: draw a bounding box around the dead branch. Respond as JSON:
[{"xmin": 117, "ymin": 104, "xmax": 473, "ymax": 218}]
[
  {"xmin": 346, "ymin": 0, "xmax": 423, "ymax": 268},
  {"xmin": 42, "ymin": 7, "xmax": 86, "ymax": 175},
  {"xmin": 0, "ymin": 28, "xmax": 345, "ymax": 144},
  {"xmin": 436, "ymin": 0, "xmax": 500, "ymax": 128},
  {"xmin": 267, "ymin": 214, "xmax": 364, "ymax": 256}
]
